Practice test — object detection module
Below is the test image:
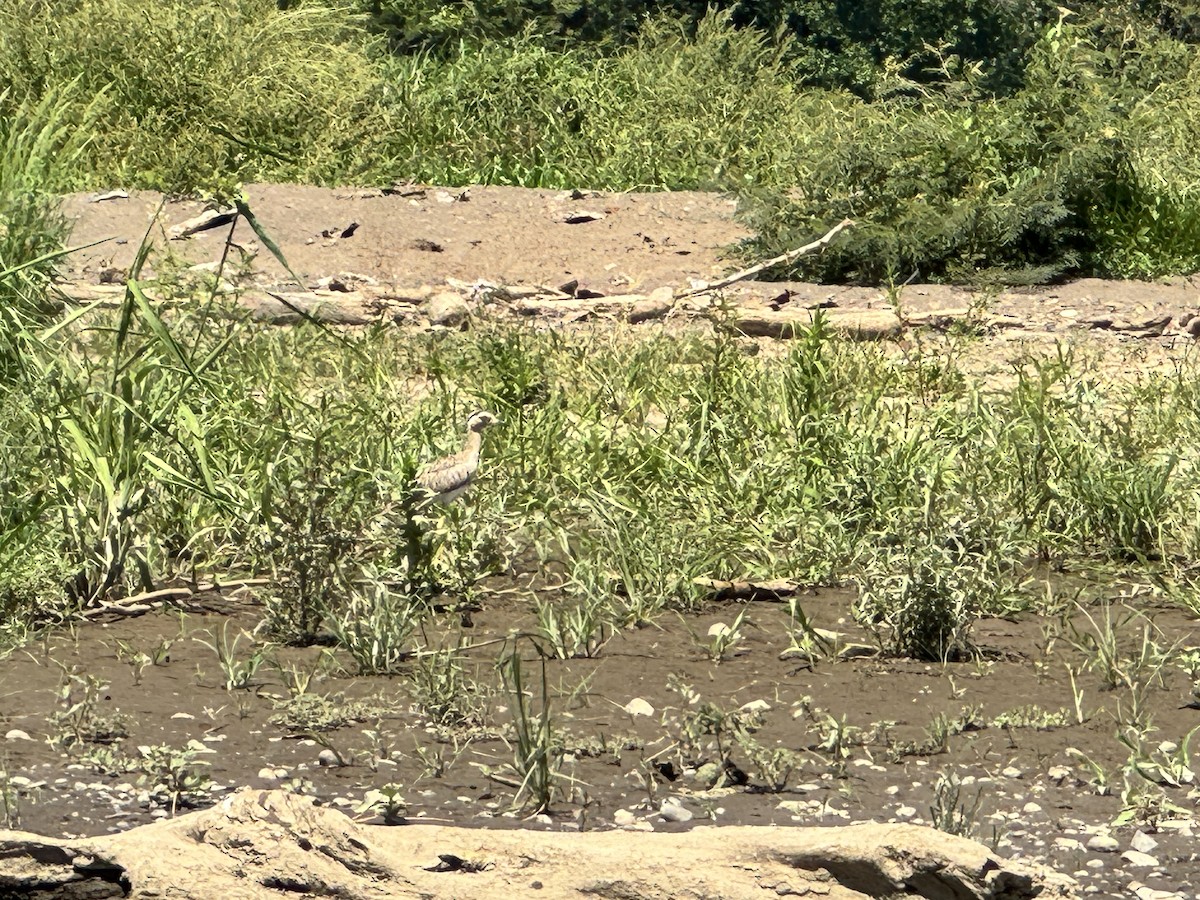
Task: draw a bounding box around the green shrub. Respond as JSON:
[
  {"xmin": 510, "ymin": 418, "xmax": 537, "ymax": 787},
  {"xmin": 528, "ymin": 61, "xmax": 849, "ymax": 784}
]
[{"xmin": 0, "ymin": 0, "xmax": 388, "ymax": 192}]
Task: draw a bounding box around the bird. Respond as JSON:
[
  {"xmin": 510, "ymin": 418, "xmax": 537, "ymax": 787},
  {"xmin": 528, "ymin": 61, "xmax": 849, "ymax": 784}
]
[{"xmin": 413, "ymin": 410, "xmax": 502, "ymax": 505}]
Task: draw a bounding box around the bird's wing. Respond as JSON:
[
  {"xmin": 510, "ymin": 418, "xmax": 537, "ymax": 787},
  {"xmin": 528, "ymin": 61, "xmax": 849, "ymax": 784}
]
[{"xmin": 415, "ymin": 455, "xmax": 473, "ymax": 497}]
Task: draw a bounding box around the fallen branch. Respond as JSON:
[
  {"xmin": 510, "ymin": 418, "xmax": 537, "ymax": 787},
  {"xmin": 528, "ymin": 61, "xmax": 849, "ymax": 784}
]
[
  {"xmin": 80, "ymin": 587, "xmax": 196, "ymax": 619},
  {"xmin": 694, "ymin": 577, "xmax": 810, "ymax": 602},
  {"xmin": 678, "ymin": 218, "xmax": 854, "ymax": 299}
]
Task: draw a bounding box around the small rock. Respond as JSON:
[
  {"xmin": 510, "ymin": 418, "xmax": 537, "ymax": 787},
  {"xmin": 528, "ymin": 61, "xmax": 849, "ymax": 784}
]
[
  {"xmin": 170, "ymin": 712, "xmax": 195, "ymax": 720},
  {"xmin": 1047, "ymin": 765, "xmax": 1072, "ymax": 785},
  {"xmin": 613, "ymin": 809, "xmax": 637, "ymax": 827},
  {"xmin": 623, "ymin": 698, "xmax": 654, "ymax": 717},
  {"xmin": 659, "ymin": 798, "xmax": 693, "ymax": 823},
  {"xmin": 426, "ymin": 292, "xmax": 469, "ymax": 328},
  {"xmin": 1022, "ymin": 802, "xmax": 1043, "ymax": 814},
  {"xmin": 1002, "ymin": 766, "xmax": 1024, "ymax": 779},
  {"xmin": 1129, "ymin": 882, "xmax": 1185, "ymax": 900},
  {"xmin": 4, "ymin": 729, "xmax": 32, "ymax": 741},
  {"xmin": 257, "ymin": 767, "xmax": 286, "ymax": 783},
  {"xmin": 317, "ymin": 749, "xmax": 342, "ymax": 767},
  {"xmin": 739, "ymin": 699, "xmax": 770, "ymax": 714},
  {"xmin": 1130, "ymin": 830, "xmax": 1159, "ymax": 854},
  {"xmin": 1087, "ymin": 834, "xmax": 1120, "ymax": 853},
  {"xmin": 895, "ymin": 805, "xmax": 916, "ymax": 818},
  {"xmin": 1121, "ymin": 850, "xmax": 1160, "ymax": 868}
]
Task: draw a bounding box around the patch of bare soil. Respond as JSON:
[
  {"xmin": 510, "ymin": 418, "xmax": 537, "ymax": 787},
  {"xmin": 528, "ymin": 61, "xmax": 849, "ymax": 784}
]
[
  {"xmin": 55, "ymin": 183, "xmax": 1200, "ymax": 388},
  {"xmin": 1, "ymin": 588, "xmax": 1199, "ymax": 898}
]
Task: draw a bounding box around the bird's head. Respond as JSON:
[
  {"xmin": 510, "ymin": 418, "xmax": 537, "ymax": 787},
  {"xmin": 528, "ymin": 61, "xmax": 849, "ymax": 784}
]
[{"xmin": 465, "ymin": 410, "xmax": 502, "ymax": 433}]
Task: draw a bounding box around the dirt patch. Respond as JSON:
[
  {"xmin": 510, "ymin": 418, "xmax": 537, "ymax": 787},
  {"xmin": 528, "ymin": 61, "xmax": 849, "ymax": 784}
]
[
  {"xmin": 1, "ymin": 587, "xmax": 1198, "ymax": 898},
  {"xmin": 61, "ymin": 184, "xmax": 749, "ymax": 295}
]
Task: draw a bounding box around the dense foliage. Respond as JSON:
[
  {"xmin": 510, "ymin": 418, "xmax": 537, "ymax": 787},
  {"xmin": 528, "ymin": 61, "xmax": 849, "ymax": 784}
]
[{"xmin": 0, "ymin": 0, "xmax": 1198, "ymax": 279}]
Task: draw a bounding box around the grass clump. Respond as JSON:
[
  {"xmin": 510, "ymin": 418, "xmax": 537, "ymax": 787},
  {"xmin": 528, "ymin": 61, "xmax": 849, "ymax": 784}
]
[{"xmin": 0, "ymin": 0, "xmax": 387, "ymax": 194}]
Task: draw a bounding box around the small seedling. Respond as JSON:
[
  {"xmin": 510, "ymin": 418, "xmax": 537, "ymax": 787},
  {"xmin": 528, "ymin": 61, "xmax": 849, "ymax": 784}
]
[
  {"xmin": 355, "ymin": 784, "xmax": 407, "ymax": 823},
  {"xmin": 193, "ymin": 622, "xmax": 266, "ymax": 691},
  {"xmin": 929, "ymin": 772, "xmax": 983, "ymax": 837}
]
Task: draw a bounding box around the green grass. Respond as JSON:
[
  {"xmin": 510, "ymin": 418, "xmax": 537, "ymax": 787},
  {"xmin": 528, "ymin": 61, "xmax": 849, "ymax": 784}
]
[{"xmin": 4, "ymin": 228, "xmax": 1200, "ymax": 661}]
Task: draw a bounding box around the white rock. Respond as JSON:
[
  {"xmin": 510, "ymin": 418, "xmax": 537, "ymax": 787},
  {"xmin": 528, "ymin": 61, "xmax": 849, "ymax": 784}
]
[
  {"xmin": 895, "ymin": 805, "xmax": 916, "ymax": 818},
  {"xmin": 1022, "ymin": 801, "xmax": 1043, "ymax": 814},
  {"xmin": 1130, "ymin": 830, "xmax": 1159, "ymax": 854},
  {"xmin": 1129, "ymin": 881, "xmax": 1185, "ymax": 900},
  {"xmin": 659, "ymin": 798, "xmax": 693, "ymax": 823},
  {"xmin": 1120, "ymin": 850, "xmax": 1160, "ymax": 868},
  {"xmin": 613, "ymin": 809, "xmax": 637, "ymax": 826},
  {"xmin": 1055, "ymin": 838, "xmax": 1084, "ymax": 851},
  {"xmin": 257, "ymin": 767, "xmax": 285, "ymax": 783},
  {"xmin": 317, "ymin": 749, "xmax": 341, "ymax": 767},
  {"xmin": 4, "ymin": 729, "xmax": 32, "ymax": 741},
  {"xmin": 739, "ymin": 699, "xmax": 770, "ymax": 714},
  {"xmin": 1002, "ymin": 766, "xmax": 1024, "ymax": 779},
  {"xmin": 623, "ymin": 698, "xmax": 654, "ymax": 717},
  {"xmin": 426, "ymin": 292, "xmax": 469, "ymax": 328},
  {"xmin": 1047, "ymin": 765, "xmax": 1073, "ymax": 784},
  {"xmin": 1087, "ymin": 834, "xmax": 1120, "ymax": 852},
  {"xmin": 170, "ymin": 712, "xmax": 195, "ymax": 720}
]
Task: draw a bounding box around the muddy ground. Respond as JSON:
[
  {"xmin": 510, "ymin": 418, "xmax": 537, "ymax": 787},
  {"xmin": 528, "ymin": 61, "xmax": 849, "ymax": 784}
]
[{"xmin": 4, "ymin": 184, "xmax": 1200, "ymax": 898}]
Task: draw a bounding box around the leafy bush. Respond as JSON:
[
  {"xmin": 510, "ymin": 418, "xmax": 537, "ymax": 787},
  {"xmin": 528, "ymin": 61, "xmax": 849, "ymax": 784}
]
[{"xmin": 0, "ymin": 0, "xmax": 388, "ymax": 192}]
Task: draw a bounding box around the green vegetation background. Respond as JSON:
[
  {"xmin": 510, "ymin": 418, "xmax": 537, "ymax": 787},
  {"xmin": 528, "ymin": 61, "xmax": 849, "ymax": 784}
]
[{"xmin": 2, "ymin": 0, "xmax": 1199, "ymax": 282}]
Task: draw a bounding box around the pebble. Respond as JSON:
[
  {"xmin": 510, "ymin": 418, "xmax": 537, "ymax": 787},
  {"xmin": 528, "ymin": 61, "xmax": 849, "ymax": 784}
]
[
  {"xmin": 895, "ymin": 805, "xmax": 916, "ymax": 819},
  {"xmin": 613, "ymin": 809, "xmax": 637, "ymax": 827},
  {"xmin": 317, "ymin": 749, "xmax": 341, "ymax": 767},
  {"xmin": 4, "ymin": 729, "xmax": 32, "ymax": 741},
  {"xmin": 659, "ymin": 798, "xmax": 693, "ymax": 823},
  {"xmin": 1002, "ymin": 766, "xmax": 1024, "ymax": 779},
  {"xmin": 1129, "ymin": 882, "xmax": 1185, "ymax": 900},
  {"xmin": 1131, "ymin": 831, "xmax": 1159, "ymax": 854},
  {"xmin": 1087, "ymin": 834, "xmax": 1120, "ymax": 853},
  {"xmin": 1121, "ymin": 850, "xmax": 1160, "ymax": 868},
  {"xmin": 623, "ymin": 698, "xmax": 654, "ymax": 717},
  {"xmin": 1022, "ymin": 801, "xmax": 1042, "ymax": 814},
  {"xmin": 1047, "ymin": 765, "xmax": 1072, "ymax": 784}
]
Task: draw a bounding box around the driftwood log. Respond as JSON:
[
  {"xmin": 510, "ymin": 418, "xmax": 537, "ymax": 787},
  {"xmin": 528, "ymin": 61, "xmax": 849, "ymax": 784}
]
[{"xmin": 0, "ymin": 788, "xmax": 1075, "ymax": 900}]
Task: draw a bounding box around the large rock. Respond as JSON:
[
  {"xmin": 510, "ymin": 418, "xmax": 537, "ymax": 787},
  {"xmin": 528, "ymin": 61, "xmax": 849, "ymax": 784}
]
[{"xmin": 0, "ymin": 788, "xmax": 1074, "ymax": 900}]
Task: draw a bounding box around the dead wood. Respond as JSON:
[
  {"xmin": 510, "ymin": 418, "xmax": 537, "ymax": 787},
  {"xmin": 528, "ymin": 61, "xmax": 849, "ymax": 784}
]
[
  {"xmin": 695, "ymin": 577, "xmax": 809, "ymax": 602},
  {"xmin": 678, "ymin": 218, "xmax": 854, "ymax": 299}
]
